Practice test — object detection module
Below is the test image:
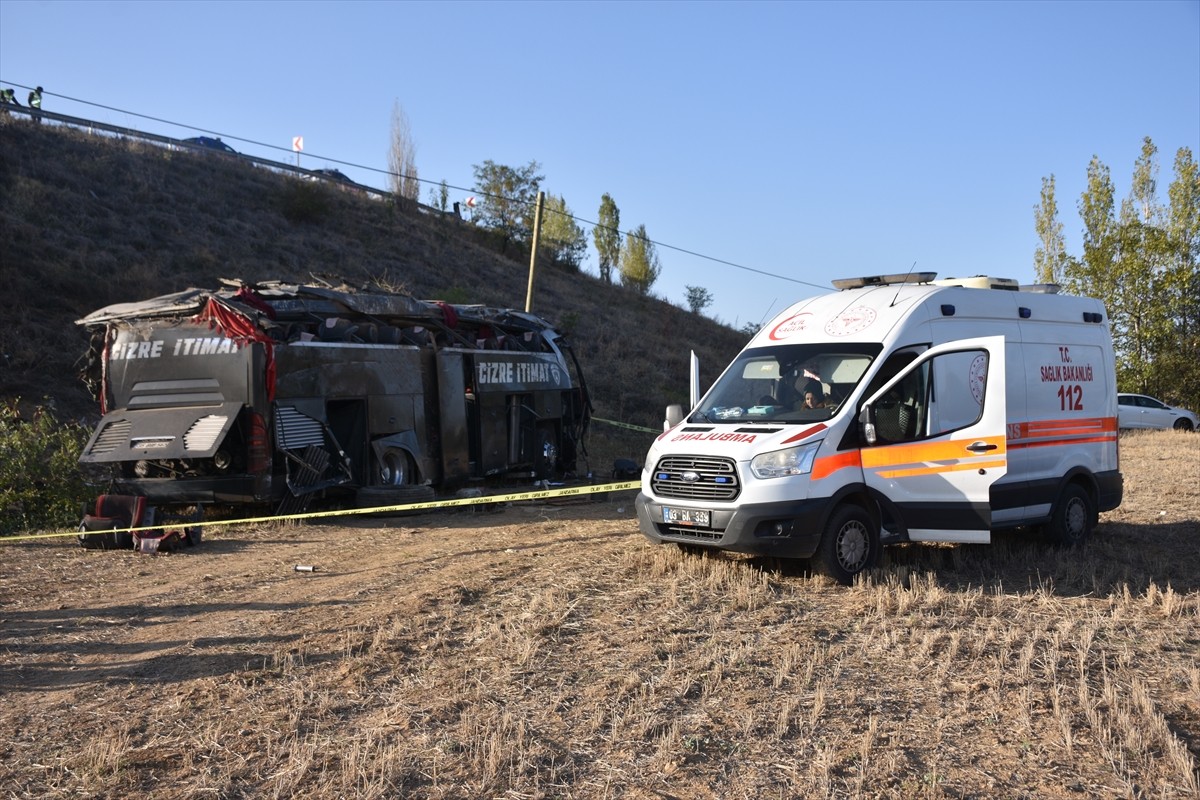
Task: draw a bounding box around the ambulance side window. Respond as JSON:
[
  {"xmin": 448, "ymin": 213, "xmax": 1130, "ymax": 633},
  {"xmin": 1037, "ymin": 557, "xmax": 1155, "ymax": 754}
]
[
  {"xmin": 861, "ymin": 350, "xmax": 920, "ymax": 400},
  {"xmin": 842, "ymin": 349, "xmax": 924, "ymax": 448},
  {"xmin": 868, "ymin": 347, "xmax": 988, "ymax": 444},
  {"xmin": 926, "ymin": 349, "xmax": 988, "ymax": 435},
  {"xmin": 873, "ymin": 363, "xmax": 926, "ymax": 444}
]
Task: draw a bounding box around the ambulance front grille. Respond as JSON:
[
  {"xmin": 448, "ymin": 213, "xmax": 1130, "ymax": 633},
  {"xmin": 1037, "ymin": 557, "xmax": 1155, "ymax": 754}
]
[
  {"xmin": 651, "ymin": 456, "xmax": 740, "ymax": 501},
  {"xmin": 87, "ymin": 419, "xmax": 132, "ymax": 456}
]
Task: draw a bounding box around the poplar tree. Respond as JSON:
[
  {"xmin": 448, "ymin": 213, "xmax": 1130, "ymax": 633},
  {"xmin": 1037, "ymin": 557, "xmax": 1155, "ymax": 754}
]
[
  {"xmin": 593, "ymin": 193, "xmax": 621, "ymax": 283},
  {"xmin": 1162, "ymin": 148, "xmax": 1200, "ymax": 403},
  {"xmin": 1115, "ymin": 138, "xmax": 1169, "ymax": 392},
  {"xmin": 1033, "ymin": 175, "xmax": 1068, "ymax": 284},
  {"xmin": 387, "ymin": 101, "xmax": 420, "ymax": 201},
  {"xmin": 619, "ymin": 224, "xmax": 661, "ymax": 295},
  {"xmin": 540, "ymin": 194, "xmax": 587, "ymax": 269}
]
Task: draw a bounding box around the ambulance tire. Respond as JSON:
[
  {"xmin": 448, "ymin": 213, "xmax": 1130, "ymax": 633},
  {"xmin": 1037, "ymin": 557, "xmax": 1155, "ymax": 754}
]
[
  {"xmin": 1046, "ymin": 483, "xmax": 1093, "ymax": 547},
  {"xmin": 813, "ymin": 505, "xmax": 878, "ymax": 585}
]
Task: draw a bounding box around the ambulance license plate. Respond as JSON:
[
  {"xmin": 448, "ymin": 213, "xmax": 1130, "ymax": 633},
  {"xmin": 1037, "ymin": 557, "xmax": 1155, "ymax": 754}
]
[{"xmin": 663, "ymin": 506, "xmax": 710, "ymax": 527}]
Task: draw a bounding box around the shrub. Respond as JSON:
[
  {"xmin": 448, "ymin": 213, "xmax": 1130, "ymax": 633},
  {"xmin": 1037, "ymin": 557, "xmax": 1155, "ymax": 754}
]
[
  {"xmin": 0, "ymin": 402, "xmax": 93, "ymax": 535},
  {"xmin": 279, "ymin": 179, "xmax": 331, "ymax": 224}
]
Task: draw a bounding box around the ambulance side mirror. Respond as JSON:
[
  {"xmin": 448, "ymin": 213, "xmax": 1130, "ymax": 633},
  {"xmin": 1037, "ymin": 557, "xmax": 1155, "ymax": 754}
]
[
  {"xmin": 664, "ymin": 404, "xmax": 684, "ymax": 431},
  {"xmin": 859, "ymin": 406, "xmax": 877, "ymax": 446}
]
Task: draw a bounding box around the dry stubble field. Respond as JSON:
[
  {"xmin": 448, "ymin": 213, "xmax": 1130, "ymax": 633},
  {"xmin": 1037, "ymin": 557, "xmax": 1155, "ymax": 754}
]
[{"xmin": 1, "ymin": 431, "xmax": 1198, "ymax": 799}]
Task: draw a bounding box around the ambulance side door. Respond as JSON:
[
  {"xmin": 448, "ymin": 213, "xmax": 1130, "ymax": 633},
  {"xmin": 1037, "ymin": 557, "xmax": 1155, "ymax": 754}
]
[{"xmin": 859, "ymin": 335, "xmax": 1007, "ymax": 544}]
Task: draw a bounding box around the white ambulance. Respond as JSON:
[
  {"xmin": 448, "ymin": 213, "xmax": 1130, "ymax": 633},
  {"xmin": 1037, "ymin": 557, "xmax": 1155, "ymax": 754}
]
[{"xmin": 636, "ymin": 273, "xmax": 1123, "ymax": 583}]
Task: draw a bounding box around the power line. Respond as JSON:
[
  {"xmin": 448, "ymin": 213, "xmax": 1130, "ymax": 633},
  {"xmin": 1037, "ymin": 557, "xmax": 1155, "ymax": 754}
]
[{"xmin": 0, "ymin": 80, "xmax": 828, "ymax": 293}]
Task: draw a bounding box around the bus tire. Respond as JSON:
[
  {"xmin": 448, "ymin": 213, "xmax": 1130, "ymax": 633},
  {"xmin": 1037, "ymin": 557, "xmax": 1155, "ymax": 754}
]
[
  {"xmin": 813, "ymin": 505, "xmax": 877, "ymax": 585},
  {"xmin": 376, "ymin": 448, "xmax": 415, "ymax": 486},
  {"xmin": 355, "ymin": 484, "xmax": 435, "ymax": 515}
]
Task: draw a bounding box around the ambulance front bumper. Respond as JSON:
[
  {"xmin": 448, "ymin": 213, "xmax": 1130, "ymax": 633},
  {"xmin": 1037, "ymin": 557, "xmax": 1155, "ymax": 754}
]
[{"xmin": 636, "ymin": 493, "xmax": 825, "ymax": 558}]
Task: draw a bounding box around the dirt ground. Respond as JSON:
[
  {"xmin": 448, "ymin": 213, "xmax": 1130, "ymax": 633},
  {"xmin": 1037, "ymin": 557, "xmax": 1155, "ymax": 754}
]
[{"xmin": 1, "ymin": 432, "xmax": 1198, "ymax": 799}]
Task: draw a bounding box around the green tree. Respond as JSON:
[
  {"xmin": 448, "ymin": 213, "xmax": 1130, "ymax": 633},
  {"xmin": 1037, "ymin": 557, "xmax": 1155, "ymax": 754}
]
[
  {"xmin": 540, "ymin": 194, "xmax": 587, "ymax": 269},
  {"xmin": 1055, "ymin": 139, "xmax": 1200, "ymax": 408},
  {"xmin": 685, "ymin": 285, "xmax": 713, "ymax": 314},
  {"xmin": 427, "ymin": 179, "xmax": 449, "ymax": 212},
  {"xmin": 1161, "ymin": 147, "xmax": 1200, "ymax": 404},
  {"xmin": 620, "ymin": 224, "xmax": 661, "ymax": 294},
  {"xmin": 1033, "ymin": 175, "xmax": 1068, "ymax": 284},
  {"xmin": 1064, "ymin": 156, "xmax": 1117, "ymax": 300},
  {"xmin": 1113, "ymin": 138, "xmax": 1170, "ymax": 393},
  {"xmin": 738, "ymin": 321, "xmax": 761, "ymax": 338},
  {"xmin": 471, "ymin": 160, "xmax": 544, "ymax": 252},
  {"xmin": 593, "ymin": 193, "xmax": 621, "ymax": 283}
]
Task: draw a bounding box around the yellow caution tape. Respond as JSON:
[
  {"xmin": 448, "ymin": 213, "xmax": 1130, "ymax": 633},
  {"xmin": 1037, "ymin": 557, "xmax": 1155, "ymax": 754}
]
[
  {"xmin": 591, "ymin": 417, "xmax": 660, "ymax": 434},
  {"xmin": 3, "ymin": 480, "xmax": 643, "ymax": 543}
]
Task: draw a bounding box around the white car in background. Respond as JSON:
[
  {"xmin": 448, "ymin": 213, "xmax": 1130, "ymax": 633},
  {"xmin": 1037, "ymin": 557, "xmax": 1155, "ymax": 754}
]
[{"xmin": 1117, "ymin": 393, "xmax": 1197, "ymax": 431}]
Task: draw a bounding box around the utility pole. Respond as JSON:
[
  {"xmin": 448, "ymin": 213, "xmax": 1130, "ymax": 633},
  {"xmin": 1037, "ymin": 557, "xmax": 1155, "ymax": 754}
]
[{"xmin": 525, "ymin": 191, "xmax": 545, "ymax": 313}]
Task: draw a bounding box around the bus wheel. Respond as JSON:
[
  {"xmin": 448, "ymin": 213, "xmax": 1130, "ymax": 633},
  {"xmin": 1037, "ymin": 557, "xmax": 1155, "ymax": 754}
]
[
  {"xmin": 534, "ymin": 426, "xmax": 558, "ymax": 480},
  {"xmin": 377, "ymin": 448, "xmax": 414, "ymax": 486},
  {"xmin": 355, "ymin": 484, "xmax": 435, "ymax": 515},
  {"xmin": 1047, "ymin": 483, "xmax": 1093, "ymax": 546},
  {"xmin": 813, "ymin": 505, "xmax": 877, "ymax": 585}
]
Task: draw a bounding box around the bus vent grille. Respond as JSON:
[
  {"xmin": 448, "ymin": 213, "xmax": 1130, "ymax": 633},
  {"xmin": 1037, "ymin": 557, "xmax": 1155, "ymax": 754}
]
[
  {"xmin": 274, "ymin": 406, "xmax": 325, "ymax": 450},
  {"xmin": 183, "ymin": 415, "xmax": 229, "ymax": 452},
  {"xmin": 88, "ymin": 419, "xmax": 132, "ymax": 456}
]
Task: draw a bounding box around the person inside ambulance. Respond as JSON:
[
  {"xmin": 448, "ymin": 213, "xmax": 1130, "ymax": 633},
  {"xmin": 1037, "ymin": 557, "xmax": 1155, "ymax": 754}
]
[{"xmin": 793, "ymin": 371, "xmax": 830, "ymax": 412}]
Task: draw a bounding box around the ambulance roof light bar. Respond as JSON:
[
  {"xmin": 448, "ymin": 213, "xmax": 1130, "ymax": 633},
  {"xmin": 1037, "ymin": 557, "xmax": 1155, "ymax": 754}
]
[{"xmin": 832, "ymin": 272, "xmax": 937, "ymax": 290}]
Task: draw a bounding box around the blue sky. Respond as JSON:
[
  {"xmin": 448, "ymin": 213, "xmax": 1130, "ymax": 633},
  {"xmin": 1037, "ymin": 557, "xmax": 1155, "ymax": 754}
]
[{"xmin": 2, "ymin": 0, "xmax": 1197, "ymax": 329}]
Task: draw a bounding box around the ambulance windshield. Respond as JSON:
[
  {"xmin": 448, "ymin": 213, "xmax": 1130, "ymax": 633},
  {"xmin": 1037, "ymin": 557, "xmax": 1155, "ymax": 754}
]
[{"xmin": 692, "ymin": 343, "xmax": 882, "ymax": 424}]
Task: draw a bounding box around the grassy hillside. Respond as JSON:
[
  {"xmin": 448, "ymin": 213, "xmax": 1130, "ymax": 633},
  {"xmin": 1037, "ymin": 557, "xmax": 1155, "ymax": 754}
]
[{"xmin": 0, "ymin": 117, "xmax": 748, "ymax": 469}]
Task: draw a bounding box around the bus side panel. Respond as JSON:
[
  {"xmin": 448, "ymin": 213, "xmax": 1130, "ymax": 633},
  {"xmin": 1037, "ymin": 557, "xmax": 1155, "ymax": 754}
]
[{"xmin": 435, "ymin": 351, "xmax": 471, "ymax": 482}]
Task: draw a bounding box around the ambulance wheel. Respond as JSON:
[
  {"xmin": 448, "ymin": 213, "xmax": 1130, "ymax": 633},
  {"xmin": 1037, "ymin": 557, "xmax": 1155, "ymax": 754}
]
[
  {"xmin": 377, "ymin": 448, "xmax": 415, "ymax": 486},
  {"xmin": 1047, "ymin": 483, "xmax": 1093, "ymax": 546},
  {"xmin": 813, "ymin": 505, "xmax": 877, "ymax": 585}
]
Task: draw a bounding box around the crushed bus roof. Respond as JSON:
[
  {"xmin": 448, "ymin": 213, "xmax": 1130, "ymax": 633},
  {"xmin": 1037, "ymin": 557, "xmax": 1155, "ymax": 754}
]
[{"xmin": 75, "ymin": 280, "xmax": 562, "ymax": 337}]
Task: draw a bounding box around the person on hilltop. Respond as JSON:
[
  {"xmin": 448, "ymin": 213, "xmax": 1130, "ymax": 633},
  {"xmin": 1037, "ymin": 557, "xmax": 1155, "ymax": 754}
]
[
  {"xmin": 28, "ymin": 86, "xmax": 43, "ymax": 122},
  {"xmin": 0, "ymin": 87, "xmax": 22, "ymax": 113}
]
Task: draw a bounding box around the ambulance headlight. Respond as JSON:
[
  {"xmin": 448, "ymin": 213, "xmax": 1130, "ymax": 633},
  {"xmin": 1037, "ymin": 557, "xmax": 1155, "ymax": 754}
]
[{"xmin": 750, "ymin": 442, "xmax": 820, "ymax": 479}]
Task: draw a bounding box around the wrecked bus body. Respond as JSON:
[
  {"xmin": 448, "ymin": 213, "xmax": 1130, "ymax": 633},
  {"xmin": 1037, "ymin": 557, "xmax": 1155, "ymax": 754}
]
[{"xmin": 75, "ymin": 279, "xmax": 591, "ymax": 533}]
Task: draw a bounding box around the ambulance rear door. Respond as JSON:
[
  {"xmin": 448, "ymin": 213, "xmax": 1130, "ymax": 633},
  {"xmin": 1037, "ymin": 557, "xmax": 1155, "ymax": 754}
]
[{"xmin": 859, "ymin": 335, "xmax": 1007, "ymax": 543}]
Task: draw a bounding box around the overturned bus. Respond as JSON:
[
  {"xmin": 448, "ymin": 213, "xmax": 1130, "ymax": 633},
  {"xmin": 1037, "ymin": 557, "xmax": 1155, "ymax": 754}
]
[{"xmin": 75, "ymin": 279, "xmax": 591, "ymax": 534}]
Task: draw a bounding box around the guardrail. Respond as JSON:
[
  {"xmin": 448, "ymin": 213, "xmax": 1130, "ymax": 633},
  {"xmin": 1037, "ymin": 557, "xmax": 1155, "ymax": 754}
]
[{"xmin": 0, "ymin": 104, "xmax": 452, "ymax": 213}]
